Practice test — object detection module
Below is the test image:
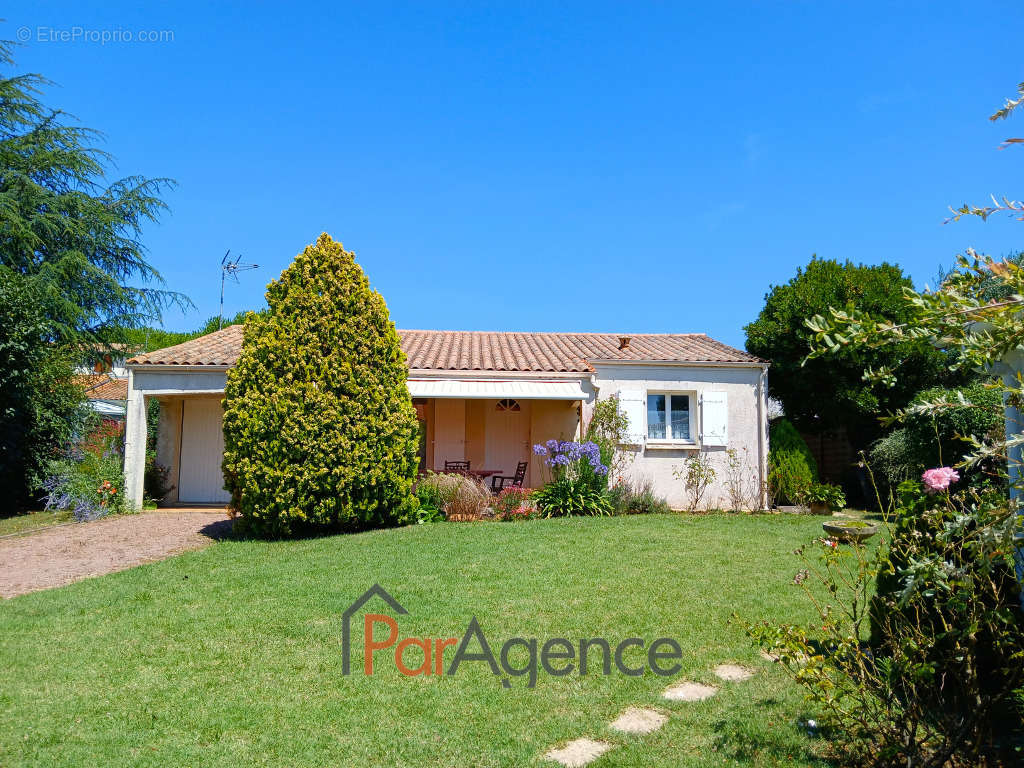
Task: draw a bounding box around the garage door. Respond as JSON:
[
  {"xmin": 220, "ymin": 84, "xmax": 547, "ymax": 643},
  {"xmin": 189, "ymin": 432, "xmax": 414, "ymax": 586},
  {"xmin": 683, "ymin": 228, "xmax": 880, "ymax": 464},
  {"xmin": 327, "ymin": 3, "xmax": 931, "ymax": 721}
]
[{"xmin": 178, "ymin": 399, "xmax": 231, "ymax": 504}]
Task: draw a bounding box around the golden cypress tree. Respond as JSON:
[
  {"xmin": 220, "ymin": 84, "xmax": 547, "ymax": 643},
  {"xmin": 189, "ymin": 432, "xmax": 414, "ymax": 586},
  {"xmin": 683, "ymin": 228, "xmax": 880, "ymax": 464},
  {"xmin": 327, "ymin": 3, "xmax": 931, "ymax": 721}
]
[{"xmin": 222, "ymin": 234, "xmax": 419, "ymax": 536}]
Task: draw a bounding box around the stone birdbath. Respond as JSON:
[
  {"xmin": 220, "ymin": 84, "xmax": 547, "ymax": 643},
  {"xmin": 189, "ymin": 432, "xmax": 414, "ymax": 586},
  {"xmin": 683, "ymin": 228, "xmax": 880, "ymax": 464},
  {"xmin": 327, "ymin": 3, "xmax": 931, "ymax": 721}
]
[{"xmin": 822, "ymin": 520, "xmax": 879, "ymax": 543}]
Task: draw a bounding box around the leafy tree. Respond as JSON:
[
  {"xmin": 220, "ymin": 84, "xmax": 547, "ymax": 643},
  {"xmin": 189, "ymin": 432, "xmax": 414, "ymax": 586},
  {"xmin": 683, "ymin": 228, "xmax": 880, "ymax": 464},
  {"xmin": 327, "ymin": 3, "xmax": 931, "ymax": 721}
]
[
  {"xmin": 0, "ymin": 270, "xmax": 87, "ymax": 512},
  {"xmin": 0, "ymin": 41, "xmax": 187, "ymax": 345},
  {"xmin": 222, "ymin": 234, "xmax": 419, "ymax": 537},
  {"xmin": 0, "ymin": 41, "xmax": 186, "ymax": 506},
  {"xmin": 745, "ymin": 257, "xmax": 963, "ymax": 446}
]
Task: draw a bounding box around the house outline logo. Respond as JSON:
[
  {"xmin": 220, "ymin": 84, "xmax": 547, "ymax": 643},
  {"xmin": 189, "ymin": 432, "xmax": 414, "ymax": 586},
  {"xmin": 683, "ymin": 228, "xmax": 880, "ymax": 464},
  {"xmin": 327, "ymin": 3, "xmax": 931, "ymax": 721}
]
[{"xmin": 341, "ymin": 583, "xmax": 408, "ymax": 675}]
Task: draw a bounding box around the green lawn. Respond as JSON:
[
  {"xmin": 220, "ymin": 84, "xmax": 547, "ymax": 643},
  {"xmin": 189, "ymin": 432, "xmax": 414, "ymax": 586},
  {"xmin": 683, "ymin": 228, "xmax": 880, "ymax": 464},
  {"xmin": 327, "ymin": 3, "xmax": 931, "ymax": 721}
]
[
  {"xmin": 0, "ymin": 510, "xmax": 72, "ymax": 537},
  {"xmin": 0, "ymin": 514, "xmax": 838, "ymax": 767}
]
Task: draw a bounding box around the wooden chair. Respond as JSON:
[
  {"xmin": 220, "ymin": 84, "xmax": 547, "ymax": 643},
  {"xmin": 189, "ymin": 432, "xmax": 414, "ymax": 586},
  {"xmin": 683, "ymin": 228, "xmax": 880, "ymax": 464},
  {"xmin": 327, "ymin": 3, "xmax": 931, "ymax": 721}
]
[
  {"xmin": 491, "ymin": 461, "xmax": 528, "ymax": 493},
  {"xmin": 444, "ymin": 460, "xmax": 471, "ymax": 473}
]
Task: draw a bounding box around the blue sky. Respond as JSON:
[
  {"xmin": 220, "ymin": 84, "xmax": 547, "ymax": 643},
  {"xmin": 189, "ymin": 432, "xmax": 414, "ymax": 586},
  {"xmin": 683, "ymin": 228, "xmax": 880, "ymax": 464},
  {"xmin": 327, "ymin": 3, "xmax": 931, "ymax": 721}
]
[{"xmin": 6, "ymin": 1, "xmax": 1023, "ymax": 349}]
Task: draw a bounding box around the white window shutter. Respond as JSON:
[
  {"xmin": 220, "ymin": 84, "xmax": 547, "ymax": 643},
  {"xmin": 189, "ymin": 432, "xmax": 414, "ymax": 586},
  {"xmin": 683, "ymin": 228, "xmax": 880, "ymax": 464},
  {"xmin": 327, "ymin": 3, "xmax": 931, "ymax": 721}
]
[
  {"xmin": 700, "ymin": 391, "xmax": 728, "ymax": 446},
  {"xmin": 617, "ymin": 389, "xmax": 646, "ymax": 445}
]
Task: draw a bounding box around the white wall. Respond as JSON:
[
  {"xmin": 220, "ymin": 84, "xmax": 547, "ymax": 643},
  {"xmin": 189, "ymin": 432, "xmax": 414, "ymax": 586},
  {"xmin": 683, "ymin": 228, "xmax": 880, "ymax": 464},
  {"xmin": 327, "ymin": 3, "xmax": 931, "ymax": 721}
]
[{"xmin": 591, "ymin": 363, "xmax": 767, "ymax": 510}]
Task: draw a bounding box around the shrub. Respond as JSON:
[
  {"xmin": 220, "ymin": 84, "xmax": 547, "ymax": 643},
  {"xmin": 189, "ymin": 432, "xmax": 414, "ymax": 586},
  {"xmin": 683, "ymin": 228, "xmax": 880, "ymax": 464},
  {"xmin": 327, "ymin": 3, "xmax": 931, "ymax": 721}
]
[
  {"xmin": 493, "ymin": 486, "xmax": 538, "ymax": 521},
  {"xmin": 585, "ymin": 396, "xmax": 632, "ymax": 481},
  {"xmin": 870, "ymin": 382, "xmax": 1004, "ymax": 494},
  {"xmin": 414, "ymin": 473, "xmax": 445, "ymax": 518},
  {"xmin": 608, "ymin": 477, "xmax": 672, "ymax": 515},
  {"xmin": 768, "ymin": 419, "xmax": 818, "ymax": 505},
  {"xmin": 744, "ymin": 479, "xmax": 1024, "ymax": 767},
  {"xmin": 221, "ymin": 234, "xmax": 420, "ymax": 537},
  {"xmin": 723, "ymin": 446, "xmax": 762, "ymax": 511},
  {"xmin": 39, "ymin": 418, "xmax": 129, "ymax": 521},
  {"xmin": 674, "ymin": 453, "xmax": 716, "ymax": 512},
  {"xmin": 0, "ymin": 270, "xmax": 87, "ymax": 512}
]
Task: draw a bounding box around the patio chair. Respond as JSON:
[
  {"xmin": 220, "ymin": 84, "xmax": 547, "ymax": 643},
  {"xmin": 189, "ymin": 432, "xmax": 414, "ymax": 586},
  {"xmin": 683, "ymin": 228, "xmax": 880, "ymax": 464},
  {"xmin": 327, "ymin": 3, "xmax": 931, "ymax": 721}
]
[
  {"xmin": 444, "ymin": 460, "xmax": 471, "ymax": 473},
  {"xmin": 491, "ymin": 461, "xmax": 528, "ymax": 493}
]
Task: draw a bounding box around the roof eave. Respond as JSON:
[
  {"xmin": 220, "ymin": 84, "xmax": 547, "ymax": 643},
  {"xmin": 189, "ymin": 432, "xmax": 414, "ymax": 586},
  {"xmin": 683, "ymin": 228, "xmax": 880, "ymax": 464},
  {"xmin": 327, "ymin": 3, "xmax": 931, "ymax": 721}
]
[
  {"xmin": 127, "ymin": 363, "xmax": 233, "ymax": 372},
  {"xmin": 587, "ymin": 358, "xmax": 768, "ymax": 368},
  {"xmin": 407, "ymin": 369, "xmax": 592, "ymax": 379}
]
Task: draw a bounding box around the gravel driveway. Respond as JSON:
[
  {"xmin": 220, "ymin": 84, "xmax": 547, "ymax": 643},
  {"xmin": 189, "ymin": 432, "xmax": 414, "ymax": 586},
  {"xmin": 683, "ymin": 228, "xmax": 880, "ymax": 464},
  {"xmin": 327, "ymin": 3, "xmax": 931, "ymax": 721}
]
[{"xmin": 0, "ymin": 508, "xmax": 232, "ymax": 598}]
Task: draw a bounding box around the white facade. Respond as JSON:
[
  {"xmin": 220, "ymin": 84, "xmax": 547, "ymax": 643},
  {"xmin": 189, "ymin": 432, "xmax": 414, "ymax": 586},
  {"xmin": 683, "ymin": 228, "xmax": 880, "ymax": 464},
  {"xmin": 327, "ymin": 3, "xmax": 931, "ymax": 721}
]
[
  {"xmin": 589, "ymin": 362, "xmax": 768, "ymax": 510},
  {"xmin": 124, "ymin": 358, "xmax": 767, "ymax": 511}
]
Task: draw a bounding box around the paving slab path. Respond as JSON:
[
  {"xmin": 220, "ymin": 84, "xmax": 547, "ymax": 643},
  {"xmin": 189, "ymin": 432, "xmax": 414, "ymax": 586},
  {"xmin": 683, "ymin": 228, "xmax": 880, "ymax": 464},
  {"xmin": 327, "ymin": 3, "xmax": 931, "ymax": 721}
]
[
  {"xmin": 662, "ymin": 680, "xmax": 719, "ymax": 701},
  {"xmin": 713, "ymin": 663, "xmax": 755, "ymax": 682},
  {"xmin": 609, "ymin": 707, "xmax": 668, "ymax": 734},
  {"xmin": 544, "ymin": 738, "xmax": 613, "ymax": 767},
  {"xmin": 0, "ymin": 507, "xmax": 231, "ymax": 598}
]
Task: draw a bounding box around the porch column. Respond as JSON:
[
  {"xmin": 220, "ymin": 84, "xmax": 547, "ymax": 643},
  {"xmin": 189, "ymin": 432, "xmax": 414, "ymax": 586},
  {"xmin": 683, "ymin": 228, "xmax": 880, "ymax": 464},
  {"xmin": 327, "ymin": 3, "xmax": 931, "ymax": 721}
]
[{"xmin": 123, "ymin": 370, "xmax": 148, "ymax": 510}]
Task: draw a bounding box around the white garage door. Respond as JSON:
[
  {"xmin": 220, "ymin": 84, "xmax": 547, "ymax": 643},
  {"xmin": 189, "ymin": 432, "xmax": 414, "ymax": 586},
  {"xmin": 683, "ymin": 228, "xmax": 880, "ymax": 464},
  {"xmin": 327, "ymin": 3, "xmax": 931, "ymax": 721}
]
[{"xmin": 178, "ymin": 399, "xmax": 231, "ymax": 504}]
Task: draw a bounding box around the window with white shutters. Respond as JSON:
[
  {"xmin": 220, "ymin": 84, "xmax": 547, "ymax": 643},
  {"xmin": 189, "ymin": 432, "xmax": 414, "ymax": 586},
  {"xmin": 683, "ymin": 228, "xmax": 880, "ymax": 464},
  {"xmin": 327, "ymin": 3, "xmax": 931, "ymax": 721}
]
[
  {"xmin": 616, "ymin": 390, "xmax": 646, "ymax": 445},
  {"xmin": 700, "ymin": 391, "xmax": 728, "ymax": 446}
]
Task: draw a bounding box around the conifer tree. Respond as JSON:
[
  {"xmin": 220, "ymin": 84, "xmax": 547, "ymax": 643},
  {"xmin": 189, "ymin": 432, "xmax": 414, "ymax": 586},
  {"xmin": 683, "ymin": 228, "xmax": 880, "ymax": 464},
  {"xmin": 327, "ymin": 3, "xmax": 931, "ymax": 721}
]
[{"xmin": 222, "ymin": 234, "xmax": 419, "ymax": 536}]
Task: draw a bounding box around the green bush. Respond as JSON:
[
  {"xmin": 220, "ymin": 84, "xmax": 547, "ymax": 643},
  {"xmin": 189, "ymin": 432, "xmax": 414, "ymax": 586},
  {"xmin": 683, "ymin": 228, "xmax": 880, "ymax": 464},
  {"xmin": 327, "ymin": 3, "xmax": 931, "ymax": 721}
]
[
  {"xmin": 40, "ymin": 417, "xmax": 129, "ymax": 521},
  {"xmin": 493, "ymin": 486, "xmax": 538, "ymax": 521},
  {"xmin": 221, "ymin": 234, "xmax": 419, "ymax": 537},
  {"xmin": 608, "ymin": 477, "xmax": 672, "ymax": 515},
  {"xmin": 768, "ymin": 419, "xmax": 818, "ymax": 505},
  {"xmin": 746, "ymin": 481, "xmax": 1024, "ymax": 766},
  {"xmin": 870, "ymin": 382, "xmax": 1003, "ymax": 492}
]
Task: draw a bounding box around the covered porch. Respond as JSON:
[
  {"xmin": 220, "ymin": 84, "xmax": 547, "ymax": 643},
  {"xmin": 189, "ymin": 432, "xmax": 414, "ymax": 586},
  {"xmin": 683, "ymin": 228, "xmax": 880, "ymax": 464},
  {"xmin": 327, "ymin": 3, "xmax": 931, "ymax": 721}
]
[{"xmin": 409, "ymin": 377, "xmax": 593, "ymax": 489}]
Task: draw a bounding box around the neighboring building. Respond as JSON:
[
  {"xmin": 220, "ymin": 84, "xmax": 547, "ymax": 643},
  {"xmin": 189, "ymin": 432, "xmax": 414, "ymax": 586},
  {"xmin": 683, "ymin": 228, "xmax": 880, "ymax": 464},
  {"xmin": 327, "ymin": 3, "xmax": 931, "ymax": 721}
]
[
  {"xmin": 73, "ymin": 345, "xmax": 134, "ymax": 420},
  {"xmin": 74, "ymin": 374, "xmax": 129, "ymax": 420},
  {"xmin": 122, "ymin": 325, "xmax": 769, "ymax": 510}
]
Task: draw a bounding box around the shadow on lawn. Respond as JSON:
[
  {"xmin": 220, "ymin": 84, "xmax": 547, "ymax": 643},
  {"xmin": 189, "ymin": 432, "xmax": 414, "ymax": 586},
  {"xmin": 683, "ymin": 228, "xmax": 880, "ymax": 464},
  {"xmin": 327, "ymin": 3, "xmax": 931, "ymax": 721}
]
[{"xmin": 710, "ymin": 705, "xmax": 836, "ymax": 767}]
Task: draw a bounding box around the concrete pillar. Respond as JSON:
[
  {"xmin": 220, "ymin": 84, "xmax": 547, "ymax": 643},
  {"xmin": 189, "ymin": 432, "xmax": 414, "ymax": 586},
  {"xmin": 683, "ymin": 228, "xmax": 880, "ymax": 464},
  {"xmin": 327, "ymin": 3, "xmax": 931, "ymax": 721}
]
[{"xmin": 123, "ymin": 369, "xmax": 148, "ymax": 510}]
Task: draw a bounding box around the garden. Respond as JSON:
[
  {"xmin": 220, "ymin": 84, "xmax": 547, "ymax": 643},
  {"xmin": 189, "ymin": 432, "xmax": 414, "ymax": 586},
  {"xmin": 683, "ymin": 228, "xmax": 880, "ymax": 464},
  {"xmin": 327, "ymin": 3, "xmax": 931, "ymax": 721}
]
[{"xmin": 0, "ymin": 512, "xmax": 844, "ymax": 768}]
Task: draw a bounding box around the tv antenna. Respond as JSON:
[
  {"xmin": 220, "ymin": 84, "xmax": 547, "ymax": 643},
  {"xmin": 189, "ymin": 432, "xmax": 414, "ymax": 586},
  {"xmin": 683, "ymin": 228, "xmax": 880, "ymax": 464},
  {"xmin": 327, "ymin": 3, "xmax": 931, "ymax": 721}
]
[{"xmin": 219, "ymin": 250, "xmax": 259, "ymax": 330}]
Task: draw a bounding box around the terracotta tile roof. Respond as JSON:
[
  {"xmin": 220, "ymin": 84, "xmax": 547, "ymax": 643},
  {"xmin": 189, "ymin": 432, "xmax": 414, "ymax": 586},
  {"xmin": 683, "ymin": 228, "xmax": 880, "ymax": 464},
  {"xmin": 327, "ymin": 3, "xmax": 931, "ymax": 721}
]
[
  {"xmin": 74, "ymin": 375, "xmax": 128, "ymax": 400},
  {"xmin": 129, "ymin": 325, "xmax": 762, "ymax": 371},
  {"xmin": 129, "ymin": 324, "xmax": 245, "ymax": 367}
]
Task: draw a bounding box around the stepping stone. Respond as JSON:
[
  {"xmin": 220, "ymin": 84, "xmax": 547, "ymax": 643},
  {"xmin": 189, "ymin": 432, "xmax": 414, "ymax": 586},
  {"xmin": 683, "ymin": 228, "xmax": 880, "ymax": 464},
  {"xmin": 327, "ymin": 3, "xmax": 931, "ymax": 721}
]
[
  {"xmin": 609, "ymin": 706, "xmax": 668, "ymax": 734},
  {"xmin": 544, "ymin": 738, "xmax": 613, "ymax": 767},
  {"xmin": 713, "ymin": 663, "xmax": 754, "ymax": 682},
  {"xmin": 759, "ymin": 649, "xmax": 780, "ymax": 662},
  {"xmin": 662, "ymin": 680, "xmax": 718, "ymax": 701}
]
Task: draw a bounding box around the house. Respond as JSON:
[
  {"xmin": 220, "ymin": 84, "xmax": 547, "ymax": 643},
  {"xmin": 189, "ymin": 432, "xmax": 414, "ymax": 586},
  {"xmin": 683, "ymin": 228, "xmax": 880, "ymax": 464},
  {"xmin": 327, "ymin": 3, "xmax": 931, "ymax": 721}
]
[
  {"xmin": 122, "ymin": 325, "xmax": 769, "ymax": 510},
  {"xmin": 73, "ymin": 346, "xmax": 133, "ymax": 419},
  {"xmin": 74, "ymin": 374, "xmax": 129, "ymax": 419}
]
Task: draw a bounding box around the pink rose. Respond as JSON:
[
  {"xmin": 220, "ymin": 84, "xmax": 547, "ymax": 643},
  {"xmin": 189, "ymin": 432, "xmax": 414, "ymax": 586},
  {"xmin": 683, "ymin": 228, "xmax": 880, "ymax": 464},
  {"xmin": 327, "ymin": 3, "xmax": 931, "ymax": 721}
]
[{"xmin": 922, "ymin": 467, "xmax": 960, "ymax": 493}]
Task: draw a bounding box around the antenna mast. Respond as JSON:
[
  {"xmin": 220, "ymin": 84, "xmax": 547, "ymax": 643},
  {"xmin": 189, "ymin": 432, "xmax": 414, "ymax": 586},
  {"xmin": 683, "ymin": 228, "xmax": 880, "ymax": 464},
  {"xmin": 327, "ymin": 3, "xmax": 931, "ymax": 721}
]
[{"xmin": 219, "ymin": 250, "xmax": 259, "ymax": 330}]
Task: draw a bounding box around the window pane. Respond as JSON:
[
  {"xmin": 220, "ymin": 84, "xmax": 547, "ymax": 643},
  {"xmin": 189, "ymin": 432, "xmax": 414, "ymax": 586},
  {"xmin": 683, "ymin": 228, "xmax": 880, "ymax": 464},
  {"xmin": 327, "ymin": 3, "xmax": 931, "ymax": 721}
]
[
  {"xmin": 647, "ymin": 394, "xmax": 666, "ymax": 439},
  {"xmin": 670, "ymin": 395, "xmax": 690, "ymax": 440}
]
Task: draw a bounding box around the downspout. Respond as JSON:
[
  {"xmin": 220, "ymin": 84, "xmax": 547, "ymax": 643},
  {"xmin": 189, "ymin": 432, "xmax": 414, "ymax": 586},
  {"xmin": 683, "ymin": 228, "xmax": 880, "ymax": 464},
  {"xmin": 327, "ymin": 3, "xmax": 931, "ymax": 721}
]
[{"xmin": 758, "ymin": 365, "xmax": 769, "ymax": 510}]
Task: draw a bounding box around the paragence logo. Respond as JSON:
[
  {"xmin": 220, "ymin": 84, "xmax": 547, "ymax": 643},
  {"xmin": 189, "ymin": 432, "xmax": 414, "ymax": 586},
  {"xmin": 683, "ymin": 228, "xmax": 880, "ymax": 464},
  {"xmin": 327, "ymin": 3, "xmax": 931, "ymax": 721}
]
[{"xmin": 342, "ymin": 585, "xmax": 684, "ymax": 688}]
